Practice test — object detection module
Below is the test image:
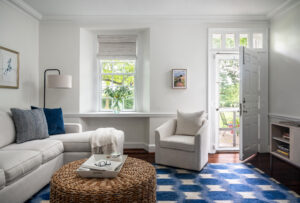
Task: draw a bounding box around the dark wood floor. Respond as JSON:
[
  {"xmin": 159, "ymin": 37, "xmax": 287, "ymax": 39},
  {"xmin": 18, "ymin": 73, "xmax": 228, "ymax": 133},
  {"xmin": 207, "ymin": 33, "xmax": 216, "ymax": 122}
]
[
  {"xmin": 124, "ymin": 149, "xmax": 300, "ymax": 194},
  {"xmin": 248, "ymin": 153, "xmax": 300, "ymax": 194},
  {"xmin": 124, "ymin": 149, "xmax": 241, "ymax": 164}
]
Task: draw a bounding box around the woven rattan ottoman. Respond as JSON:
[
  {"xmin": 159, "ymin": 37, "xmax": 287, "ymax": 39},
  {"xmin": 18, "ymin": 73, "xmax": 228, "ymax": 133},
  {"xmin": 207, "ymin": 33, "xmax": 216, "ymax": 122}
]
[{"xmin": 50, "ymin": 157, "xmax": 156, "ymax": 203}]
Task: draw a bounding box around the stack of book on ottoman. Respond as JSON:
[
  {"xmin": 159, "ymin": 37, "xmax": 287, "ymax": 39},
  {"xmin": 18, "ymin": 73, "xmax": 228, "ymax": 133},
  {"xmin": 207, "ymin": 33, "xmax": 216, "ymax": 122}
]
[{"xmin": 76, "ymin": 154, "xmax": 128, "ymax": 178}]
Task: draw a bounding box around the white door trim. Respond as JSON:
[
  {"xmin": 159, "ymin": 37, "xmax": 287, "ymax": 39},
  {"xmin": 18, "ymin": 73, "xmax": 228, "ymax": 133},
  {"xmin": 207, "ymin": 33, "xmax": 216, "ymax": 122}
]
[{"xmin": 207, "ymin": 28, "xmax": 269, "ymax": 154}]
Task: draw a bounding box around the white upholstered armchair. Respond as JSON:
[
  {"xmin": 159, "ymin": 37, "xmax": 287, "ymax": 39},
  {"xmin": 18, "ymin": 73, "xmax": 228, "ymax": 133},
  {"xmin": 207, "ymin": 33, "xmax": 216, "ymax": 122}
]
[{"xmin": 155, "ymin": 115, "xmax": 209, "ymax": 171}]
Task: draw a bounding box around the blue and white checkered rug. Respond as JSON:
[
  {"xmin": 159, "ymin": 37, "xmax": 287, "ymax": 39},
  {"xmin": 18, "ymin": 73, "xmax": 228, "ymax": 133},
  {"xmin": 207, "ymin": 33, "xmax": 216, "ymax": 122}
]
[{"xmin": 27, "ymin": 163, "xmax": 300, "ymax": 203}]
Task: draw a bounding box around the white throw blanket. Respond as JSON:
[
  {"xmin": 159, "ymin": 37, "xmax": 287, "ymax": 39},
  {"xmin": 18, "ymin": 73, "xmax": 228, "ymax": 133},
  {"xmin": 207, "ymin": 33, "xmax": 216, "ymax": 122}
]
[{"xmin": 90, "ymin": 128, "xmax": 124, "ymax": 154}]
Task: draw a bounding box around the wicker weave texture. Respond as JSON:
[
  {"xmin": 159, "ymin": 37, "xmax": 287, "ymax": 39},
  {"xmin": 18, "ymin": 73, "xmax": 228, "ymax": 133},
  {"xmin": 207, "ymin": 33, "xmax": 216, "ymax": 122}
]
[{"xmin": 50, "ymin": 157, "xmax": 156, "ymax": 203}]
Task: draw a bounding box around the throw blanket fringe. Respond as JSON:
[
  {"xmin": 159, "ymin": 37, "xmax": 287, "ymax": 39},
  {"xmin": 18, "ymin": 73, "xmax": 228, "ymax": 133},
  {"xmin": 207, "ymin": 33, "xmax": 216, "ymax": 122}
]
[{"xmin": 90, "ymin": 128, "xmax": 124, "ymax": 154}]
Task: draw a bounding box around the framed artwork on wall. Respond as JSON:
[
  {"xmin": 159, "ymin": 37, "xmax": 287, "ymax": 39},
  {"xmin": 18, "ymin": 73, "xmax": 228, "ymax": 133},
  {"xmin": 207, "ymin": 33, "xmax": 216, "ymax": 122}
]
[
  {"xmin": 0, "ymin": 46, "xmax": 19, "ymax": 89},
  {"xmin": 172, "ymin": 69, "xmax": 187, "ymax": 89}
]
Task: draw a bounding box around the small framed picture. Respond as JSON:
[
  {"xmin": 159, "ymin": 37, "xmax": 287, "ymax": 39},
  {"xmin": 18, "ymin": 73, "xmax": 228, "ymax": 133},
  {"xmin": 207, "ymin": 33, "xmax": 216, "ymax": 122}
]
[
  {"xmin": 172, "ymin": 69, "xmax": 187, "ymax": 89},
  {"xmin": 0, "ymin": 46, "xmax": 19, "ymax": 89}
]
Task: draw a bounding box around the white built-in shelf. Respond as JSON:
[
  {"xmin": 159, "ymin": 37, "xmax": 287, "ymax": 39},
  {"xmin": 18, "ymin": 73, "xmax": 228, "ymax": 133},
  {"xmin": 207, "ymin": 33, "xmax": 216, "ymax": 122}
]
[
  {"xmin": 64, "ymin": 112, "xmax": 176, "ymax": 118},
  {"xmin": 271, "ymin": 151, "xmax": 290, "ymax": 162},
  {"xmin": 272, "ymin": 137, "xmax": 290, "ymax": 144},
  {"xmin": 270, "ymin": 122, "xmax": 300, "ymax": 168}
]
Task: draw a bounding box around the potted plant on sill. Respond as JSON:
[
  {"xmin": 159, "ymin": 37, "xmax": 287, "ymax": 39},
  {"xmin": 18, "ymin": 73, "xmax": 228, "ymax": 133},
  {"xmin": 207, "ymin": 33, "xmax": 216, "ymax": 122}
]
[{"xmin": 104, "ymin": 86, "xmax": 132, "ymax": 114}]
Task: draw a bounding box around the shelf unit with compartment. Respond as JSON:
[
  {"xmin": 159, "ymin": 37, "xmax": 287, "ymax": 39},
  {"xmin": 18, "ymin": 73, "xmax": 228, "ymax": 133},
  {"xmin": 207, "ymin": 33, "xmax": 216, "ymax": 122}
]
[{"xmin": 270, "ymin": 122, "xmax": 300, "ymax": 168}]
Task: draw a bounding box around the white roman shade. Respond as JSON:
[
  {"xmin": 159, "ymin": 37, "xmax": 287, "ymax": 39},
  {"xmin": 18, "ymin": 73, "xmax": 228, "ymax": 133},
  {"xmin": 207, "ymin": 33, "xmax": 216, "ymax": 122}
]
[{"xmin": 98, "ymin": 35, "xmax": 137, "ymax": 59}]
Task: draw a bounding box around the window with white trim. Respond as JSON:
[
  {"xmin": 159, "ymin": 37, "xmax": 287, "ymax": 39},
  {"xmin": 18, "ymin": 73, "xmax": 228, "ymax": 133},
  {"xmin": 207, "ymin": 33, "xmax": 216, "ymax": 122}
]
[
  {"xmin": 98, "ymin": 35, "xmax": 137, "ymax": 111},
  {"xmin": 209, "ymin": 30, "xmax": 265, "ymax": 50},
  {"xmin": 253, "ymin": 33, "xmax": 263, "ymax": 49}
]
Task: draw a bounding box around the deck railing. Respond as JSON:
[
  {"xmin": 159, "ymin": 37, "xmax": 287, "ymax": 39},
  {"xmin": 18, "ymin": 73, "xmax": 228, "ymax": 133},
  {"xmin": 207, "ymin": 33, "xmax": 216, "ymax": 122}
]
[{"xmin": 218, "ymin": 107, "xmax": 239, "ymax": 148}]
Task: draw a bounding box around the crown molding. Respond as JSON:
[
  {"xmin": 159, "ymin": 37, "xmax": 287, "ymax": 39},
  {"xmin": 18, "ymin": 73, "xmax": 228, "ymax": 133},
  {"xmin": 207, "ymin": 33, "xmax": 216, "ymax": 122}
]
[
  {"xmin": 4, "ymin": 0, "xmax": 292, "ymax": 22},
  {"xmin": 5, "ymin": 0, "xmax": 42, "ymax": 20},
  {"xmin": 40, "ymin": 14, "xmax": 269, "ymax": 24},
  {"xmin": 267, "ymin": 0, "xmax": 300, "ymax": 19}
]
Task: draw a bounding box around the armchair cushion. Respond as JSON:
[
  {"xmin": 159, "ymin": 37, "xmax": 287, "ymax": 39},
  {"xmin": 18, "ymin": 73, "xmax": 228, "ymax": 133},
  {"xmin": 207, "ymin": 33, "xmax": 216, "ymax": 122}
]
[
  {"xmin": 160, "ymin": 135, "xmax": 195, "ymax": 152},
  {"xmin": 175, "ymin": 110, "xmax": 205, "ymax": 136}
]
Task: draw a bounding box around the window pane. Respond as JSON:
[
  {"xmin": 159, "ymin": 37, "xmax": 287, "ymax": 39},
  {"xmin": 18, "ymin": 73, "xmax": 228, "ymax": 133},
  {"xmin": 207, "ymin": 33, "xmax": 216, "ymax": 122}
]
[
  {"xmin": 129, "ymin": 87, "xmax": 134, "ymax": 96},
  {"xmin": 101, "ymin": 98, "xmax": 112, "ymax": 110},
  {"xmin": 218, "ymin": 58, "xmax": 240, "ymax": 108},
  {"xmin": 212, "ymin": 34, "xmax": 222, "ymax": 49},
  {"xmin": 100, "ymin": 59, "xmax": 136, "ymax": 111},
  {"xmin": 226, "ymin": 34, "xmax": 235, "ymax": 48},
  {"xmin": 239, "ymin": 34, "xmax": 248, "ymax": 47},
  {"xmin": 101, "ymin": 61, "xmax": 113, "ymax": 73},
  {"xmin": 102, "ymin": 75, "xmax": 113, "ymax": 88},
  {"xmin": 124, "ymin": 75, "xmax": 134, "ymax": 87},
  {"xmin": 112, "ymin": 61, "xmax": 124, "ymax": 73},
  {"xmin": 253, "ymin": 33, "xmax": 263, "ymax": 49},
  {"xmin": 124, "ymin": 97, "xmax": 134, "ymax": 110},
  {"xmin": 113, "ymin": 75, "xmax": 123, "ymax": 86},
  {"xmin": 124, "ymin": 60, "xmax": 135, "ymax": 73}
]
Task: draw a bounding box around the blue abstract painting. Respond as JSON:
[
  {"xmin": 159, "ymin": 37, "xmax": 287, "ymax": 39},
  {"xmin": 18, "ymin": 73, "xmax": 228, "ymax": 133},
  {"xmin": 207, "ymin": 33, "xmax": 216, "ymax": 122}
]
[{"xmin": 0, "ymin": 47, "xmax": 19, "ymax": 88}]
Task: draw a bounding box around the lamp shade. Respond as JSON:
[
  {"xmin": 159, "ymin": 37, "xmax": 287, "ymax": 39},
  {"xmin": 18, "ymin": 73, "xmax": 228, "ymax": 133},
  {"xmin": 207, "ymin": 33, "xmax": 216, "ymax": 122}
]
[{"xmin": 47, "ymin": 75, "xmax": 72, "ymax": 89}]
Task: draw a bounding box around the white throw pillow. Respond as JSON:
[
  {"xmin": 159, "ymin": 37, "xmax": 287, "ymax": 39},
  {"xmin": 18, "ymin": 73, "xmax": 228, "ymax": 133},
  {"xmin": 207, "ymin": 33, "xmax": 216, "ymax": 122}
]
[{"xmin": 175, "ymin": 110, "xmax": 206, "ymax": 136}]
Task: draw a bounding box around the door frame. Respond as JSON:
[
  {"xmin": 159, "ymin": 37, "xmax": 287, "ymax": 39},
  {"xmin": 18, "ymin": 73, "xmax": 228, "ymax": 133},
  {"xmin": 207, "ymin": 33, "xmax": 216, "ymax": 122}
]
[{"xmin": 207, "ymin": 28, "xmax": 269, "ymax": 154}]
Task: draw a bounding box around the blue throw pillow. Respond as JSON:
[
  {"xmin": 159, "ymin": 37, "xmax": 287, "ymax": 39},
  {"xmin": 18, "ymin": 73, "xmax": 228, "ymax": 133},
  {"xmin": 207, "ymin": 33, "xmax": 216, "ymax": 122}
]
[{"xmin": 31, "ymin": 106, "xmax": 65, "ymax": 135}]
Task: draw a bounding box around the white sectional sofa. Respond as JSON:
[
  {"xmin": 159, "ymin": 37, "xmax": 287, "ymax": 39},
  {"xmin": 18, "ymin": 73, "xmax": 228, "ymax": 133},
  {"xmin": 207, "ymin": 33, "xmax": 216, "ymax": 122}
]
[{"xmin": 0, "ymin": 111, "xmax": 124, "ymax": 203}]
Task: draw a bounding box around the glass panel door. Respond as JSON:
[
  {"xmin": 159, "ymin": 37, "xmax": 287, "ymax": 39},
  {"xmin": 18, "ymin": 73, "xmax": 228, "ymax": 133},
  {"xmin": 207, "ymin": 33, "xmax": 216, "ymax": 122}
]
[{"xmin": 215, "ymin": 54, "xmax": 240, "ymax": 150}]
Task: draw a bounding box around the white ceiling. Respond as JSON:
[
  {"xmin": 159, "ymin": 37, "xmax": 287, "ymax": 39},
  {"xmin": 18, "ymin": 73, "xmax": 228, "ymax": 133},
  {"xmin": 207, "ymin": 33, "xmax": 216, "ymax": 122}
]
[{"xmin": 23, "ymin": 0, "xmax": 287, "ymax": 17}]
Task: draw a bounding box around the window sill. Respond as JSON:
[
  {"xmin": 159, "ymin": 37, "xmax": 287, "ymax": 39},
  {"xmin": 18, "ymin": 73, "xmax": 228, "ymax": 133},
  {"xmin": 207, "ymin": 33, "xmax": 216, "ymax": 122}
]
[{"xmin": 64, "ymin": 112, "xmax": 176, "ymax": 118}]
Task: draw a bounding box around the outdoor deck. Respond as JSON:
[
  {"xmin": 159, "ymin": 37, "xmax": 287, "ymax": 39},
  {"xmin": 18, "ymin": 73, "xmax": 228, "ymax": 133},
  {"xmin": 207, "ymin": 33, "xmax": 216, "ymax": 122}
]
[{"xmin": 218, "ymin": 107, "xmax": 239, "ymax": 150}]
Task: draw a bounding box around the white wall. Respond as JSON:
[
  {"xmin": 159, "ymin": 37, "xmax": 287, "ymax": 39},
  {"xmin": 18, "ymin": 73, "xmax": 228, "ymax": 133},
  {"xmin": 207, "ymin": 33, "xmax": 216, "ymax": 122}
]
[
  {"xmin": 39, "ymin": 22, "xmax": 209, "ymax": 113},
  {"xmin": 269, "ymin": 3, "xmax": 300, "ymax": 118},
  {"xmin": 39, "ymin": 23, "xmax": 80, "ymax": 111},
  {"xmin": 0, "ymin": 1, "xmax": 39, "ymax": 111},
  {"xmin": 80, "ymin": 117, "xmax": 150, "ymax": 148},
  {"xmin": 39, "ymin": 20, "xmax": 269, "ymax": 151},
  {"xmin": 79, "ymin": 28, "xmax": 97, "ymax": 112},
  {"xmin": 150, "ymin": 23, "xmax": 207, "ymax": 112}
]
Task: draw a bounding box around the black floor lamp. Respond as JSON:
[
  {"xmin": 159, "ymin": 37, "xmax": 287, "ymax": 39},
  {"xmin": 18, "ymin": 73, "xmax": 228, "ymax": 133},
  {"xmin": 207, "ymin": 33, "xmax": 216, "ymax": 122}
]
[{"xmin": 44, "ymin": 69, "xmax": 72, "ymax": 108}]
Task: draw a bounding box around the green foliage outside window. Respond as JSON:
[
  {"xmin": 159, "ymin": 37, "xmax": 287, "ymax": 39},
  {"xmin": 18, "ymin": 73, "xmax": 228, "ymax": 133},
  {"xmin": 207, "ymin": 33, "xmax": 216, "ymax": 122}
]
[
  {"xmin": 212, "ymin": 34, "xmax": 221, "ymax": 49},
  {"xmin": 239, "ymin": 34, "xmax": 248, "ymax": 47},
  {"xmin": 218, "ymin": 58, "xmax": 240, "ymax": 130},
  {"xmin": 100, "ymin": 60, "xmax": 135, "ymax": 111},
  {"xmin": 212, "ymin": 38, "xmax": 221, "ymax": 49},
  {"xmin": 226, "ymin": 36, "xmax": 235, "ymax": 48},
  {"xmin": 218, "ymin": 59, "xmax": 239, "ymax": 108}
]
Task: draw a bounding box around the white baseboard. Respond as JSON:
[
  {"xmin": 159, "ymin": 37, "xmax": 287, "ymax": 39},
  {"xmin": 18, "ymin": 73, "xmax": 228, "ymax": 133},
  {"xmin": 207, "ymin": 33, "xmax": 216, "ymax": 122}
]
[
  {"xmin": 124, "ymin": 142, "xmax": 155, "ymax": 153},
  {"xmin": 147, "ymin": 144, "xmax": 155, "ymax": 153}
]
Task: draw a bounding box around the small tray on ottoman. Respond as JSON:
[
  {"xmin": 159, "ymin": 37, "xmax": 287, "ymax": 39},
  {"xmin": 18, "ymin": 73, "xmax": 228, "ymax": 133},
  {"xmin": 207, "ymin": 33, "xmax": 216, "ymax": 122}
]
[{"xmin": 76, "ymin": 154, "xmax": 127, "ymax": 178}]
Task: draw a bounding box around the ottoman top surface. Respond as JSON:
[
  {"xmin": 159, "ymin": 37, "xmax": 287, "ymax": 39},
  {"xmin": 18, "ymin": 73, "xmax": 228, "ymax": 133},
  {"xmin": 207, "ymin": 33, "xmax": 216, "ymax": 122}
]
[{"xmin": 51, "ymin": 157, "xmax": 156, "ymax": 194}]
